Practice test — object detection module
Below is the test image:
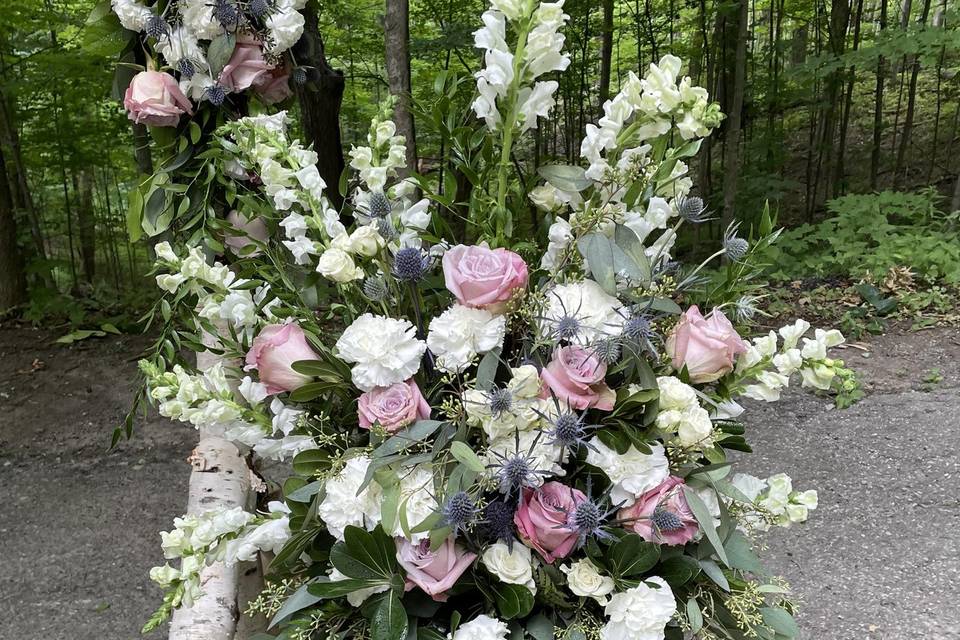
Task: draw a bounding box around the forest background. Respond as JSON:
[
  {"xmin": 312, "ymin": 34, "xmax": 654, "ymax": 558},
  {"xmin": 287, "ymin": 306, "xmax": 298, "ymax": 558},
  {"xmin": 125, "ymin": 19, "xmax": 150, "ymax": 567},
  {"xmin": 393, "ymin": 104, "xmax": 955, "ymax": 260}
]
[{"xmin": 1, "ymin": 0, "xmax": 958, "ymax": 338}]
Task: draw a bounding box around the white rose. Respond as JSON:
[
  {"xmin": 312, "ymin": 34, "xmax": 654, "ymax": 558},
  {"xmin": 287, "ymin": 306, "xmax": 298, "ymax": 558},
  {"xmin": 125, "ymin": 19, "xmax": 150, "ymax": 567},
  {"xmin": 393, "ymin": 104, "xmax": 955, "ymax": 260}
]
[
  {"xmin": 316, "ymin": 247, "xmax": 363, "ymax": 283},
  {"xmin": 508, "ymin": 365, "xmax": 541, "ymax": 398},
  {"xmin": 335, "ymin": 314, "xmax": 426, "ymax": 391},
  {"xmin": 601, "ymin": 577, "xmax": 676, "ymax": 640},
  {"xmin": 349, "ymin": 225, "xmax": 385, "ymax": 257},
  {"xmin": 561, "ymin": 559, "xmax": 614, "ymax": 604},
  {"xmin": 482, "ymin": 542, "xmax": 536, "ymax": 594},
  {"xmin": 656, "ymin": 376, "xmax": 697, "ymax": 411},
  {"xmin": 675, "ymin": 405, "xmax": 714, "ymax": 448},
  {"xmin": 450, "ymin": 615, "xmax": 510, "ymax": 640}
]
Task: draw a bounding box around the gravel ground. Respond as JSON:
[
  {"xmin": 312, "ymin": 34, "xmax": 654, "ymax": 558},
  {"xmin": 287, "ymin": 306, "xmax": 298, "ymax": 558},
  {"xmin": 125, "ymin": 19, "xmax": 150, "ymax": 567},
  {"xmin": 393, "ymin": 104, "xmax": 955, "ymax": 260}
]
[{"xmin": 0, "ymin": 325, "xmax": 958, "ymax": 639}]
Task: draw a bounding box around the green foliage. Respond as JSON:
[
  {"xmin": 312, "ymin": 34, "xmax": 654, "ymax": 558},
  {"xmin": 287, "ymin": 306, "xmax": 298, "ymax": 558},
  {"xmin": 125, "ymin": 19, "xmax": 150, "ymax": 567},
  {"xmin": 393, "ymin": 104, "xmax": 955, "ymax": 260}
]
[{"xmin": 763, "ymin": 190, "xmax": 960, "ymax": 284}]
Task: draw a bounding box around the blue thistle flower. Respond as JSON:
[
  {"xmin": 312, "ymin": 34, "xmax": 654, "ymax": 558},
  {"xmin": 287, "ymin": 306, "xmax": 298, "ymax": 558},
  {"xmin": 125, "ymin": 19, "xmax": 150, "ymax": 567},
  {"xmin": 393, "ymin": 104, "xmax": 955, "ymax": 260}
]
[
  {"xmin": 291, "ymin": 67, "xmax": 308, "ymax": 86},
  {"xmin": 145, "ymin": 14, "xmax": 168, "ymax": 38},
  {"xmin": 591, "ymin": 337, "xmax": 621, "ymax": 364},
  {"xmin": 248, "ymin": 0, "xmax": 271, "ymax": 18},
  {"xmin": 214, "ymin": 0, "xmax": 241, "ymax": 27},
  {"xmin": 677, "ymin": 196, "xmax": 710, "ymax": 223},
  {"xmin": 204, "ymin": 85, "xmax": 227, "ymax": 106},
  {"xmin": 177, "ymin": 58, "xmax": 196, "ymax": 79},
  {"xmin": 723, "ymin": 223, "xmax": 749, "ymax": 261},
  {"xmin": 392, "ymin": 247, "xmax": 429, "ymax": 282},
  {"xmin": 482, "ymin": 500, "xmax": 516, "ymax": 544},
  {"xmin": 368, "ymin": 191, "xmax": 392, "ymax": 219},
  {"xmin": 557, "ymin": 481, "xmax": 618, "ymax": 547},
  {"xmin": 486, "ymin": 430, "xmax": 549, "ymax": 500},
  {"xmin": 554, "ymin": 314, "xmax": 581, "ymax": 341},
  {"xmin": 487, "ymin": 388, "xmax": 513, "ymax": 417},
  {"xmin": 441, "ymin": 491, "xmax": 478, "ymax": 532},
  {"xmin": 651, "ymin": 506, "xmax": 685, "ymax": 532}
]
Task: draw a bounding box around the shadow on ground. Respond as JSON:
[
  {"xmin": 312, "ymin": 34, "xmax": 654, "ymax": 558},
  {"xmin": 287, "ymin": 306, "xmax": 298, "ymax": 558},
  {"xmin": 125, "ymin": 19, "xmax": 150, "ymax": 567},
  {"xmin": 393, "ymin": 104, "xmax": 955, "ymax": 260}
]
[{"xmin": 0, "ymin": 326, "xmax": 958, "ymax": 639}]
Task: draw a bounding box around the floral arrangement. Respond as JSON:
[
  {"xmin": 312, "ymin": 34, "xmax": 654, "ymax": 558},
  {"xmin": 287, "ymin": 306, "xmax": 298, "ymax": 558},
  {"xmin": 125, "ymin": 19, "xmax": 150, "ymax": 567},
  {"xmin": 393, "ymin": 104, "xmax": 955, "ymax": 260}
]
[{"xmin": 116, "ymin": 1, "xmax": 857, "ymax": 639}]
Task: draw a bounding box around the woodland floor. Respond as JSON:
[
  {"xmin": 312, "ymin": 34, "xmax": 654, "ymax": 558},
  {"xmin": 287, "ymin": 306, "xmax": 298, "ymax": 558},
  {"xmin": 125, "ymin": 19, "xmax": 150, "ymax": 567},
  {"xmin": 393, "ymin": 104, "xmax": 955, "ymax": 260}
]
[{"xmin": 0, "ymin": 326, "xmax": 958, "ymax": 639}]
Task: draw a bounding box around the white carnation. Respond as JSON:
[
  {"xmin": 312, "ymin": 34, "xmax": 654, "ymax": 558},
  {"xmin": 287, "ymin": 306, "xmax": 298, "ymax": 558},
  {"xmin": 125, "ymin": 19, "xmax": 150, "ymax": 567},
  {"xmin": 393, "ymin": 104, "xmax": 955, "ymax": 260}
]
[
  {"xmin": 450, "ymin": 615, "xmax": 510, "ymax": 640},
  {"xmin": 317, "ymin": 456, "xmax": 382, "ymax": 539},
  {"xmin": 586, "ymin": 440, "xmax": 669, "ymax": 506},
  {"xmin": 427, "ymin": 305, "xmax": 506, "ymax": 373},
  {"xmin": 601, "ymin": 577, "xmax": 676, "ymax": 640},
  {"xmin": 481, "ymin": 542, "xmax": 536, "ymax": 594},
  {"xmin": 265, "ymin": 10, "xmax": 305, "ymax": 53},
  {"xmin": 336, "ymin": 314, "xmax": 426, "ymax": 391},
  {"xmin": 540, "ymin": 280, "xmax": 624, "ymax": 343}
]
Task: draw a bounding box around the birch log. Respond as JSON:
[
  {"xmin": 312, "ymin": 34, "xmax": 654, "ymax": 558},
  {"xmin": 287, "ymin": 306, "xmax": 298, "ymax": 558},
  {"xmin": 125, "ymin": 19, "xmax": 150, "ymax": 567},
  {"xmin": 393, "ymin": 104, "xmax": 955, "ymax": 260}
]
[{"xmin": 168, "ymin": 335, "xmax": 253, "ymax": 640}]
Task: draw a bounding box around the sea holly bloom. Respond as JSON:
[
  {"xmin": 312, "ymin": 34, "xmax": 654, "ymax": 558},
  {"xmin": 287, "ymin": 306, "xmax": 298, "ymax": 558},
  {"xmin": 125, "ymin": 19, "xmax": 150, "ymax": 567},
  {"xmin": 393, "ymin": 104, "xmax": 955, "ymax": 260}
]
[
  {"xmin": 619, "ymin": 476, "xmax": 699, "ymax": 546},
  {"xmin": 666, "ymin": 305, "xmax": 747, "ymax": 383},
  {"xmin": 123, "ymin": 71, "xmax": 193, "ymax": 127},
  {"xmin": 245, "ymin": 323, "xmax": 321, "ymax": 394},
  {"xmin": 395, "ymin": 537, "xmax": 477, "ymax": 602}
]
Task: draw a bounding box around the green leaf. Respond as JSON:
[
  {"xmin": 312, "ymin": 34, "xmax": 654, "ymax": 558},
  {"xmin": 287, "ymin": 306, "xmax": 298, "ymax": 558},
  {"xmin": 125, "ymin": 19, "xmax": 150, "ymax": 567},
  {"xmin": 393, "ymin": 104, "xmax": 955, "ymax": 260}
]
[
  {"xmin": 538, "ymin": 164, "xmax": 592, "ymax": 191},
  {"xmin": 370, "ymin": 592, "xmax": 408, "ymax": 640},
  {"xmin": 126, "ymin": 184, "xmax": 144, "ymax": 242},
  {"xmin": 525, "ymin": 615, "xmax": 555, "ymax": 640},
  {"xmin": 307, "ymin": 577, "xmax": 386, "ymax": 599},
  {"xmin": 608, "ymin": 534, "xmax": 660, "ymax": 577},
  {"xmin": 291, "ymin": 359, "xmax": 344, "ymax": 382},
  {"xmin": 656, "ymin": 555, "xmax": 700, "ymax": 587},
  {"xmin": 286, "ymin": 480, "xmax": 323, "ymax": 503},
  {"xmin": 577, "ymin": 233, "xmax": 649, "ymax": 294},
  {"xmin": 613, "ymin": 224, "xmax": 652, "ymax": 283},
  {"xmin": 292, "ymin": 449, "xmax": 332, "ymax": 477},
  {"xmin": 343, "ymin": 525, "xmax": 398, "ymax": 578},
  {"xmin": 686, "ymin": 598, "xmax": 703, "ymax": 634},
  {"xmin": 475, "ymin": 348, "xmax": 501, "ymax": 391},
  {"xmin": 269, "ymin": 583, "xmax": 322, "ymax": 628},
  {"xmin": 372, "ymin": 420, "xmax": 445, "ymax": 458},
  {"xmin": 682, "ymin": 486, "xmax": 729, "ymax": 567},
  {"xmin": 207, "ymin": 33, "xmax": 236, "ymax": 78},
  {"xmin": 760, "ymin": 607, "xmax": 799, "ymax": 638},
  {"xmin": 492, "ymin": 583, "xmax": 534, "ymax": 620},
  {"xmin": 698, "ymin": 560, "xmax": 730, "ymax": 591},
  {"xmin": 449, "ymin": 441, "xmax": 486, "ymax": 473},
  {"xmin": 723, "ymin": 530, "xmax": 765, "ymax": 575}
]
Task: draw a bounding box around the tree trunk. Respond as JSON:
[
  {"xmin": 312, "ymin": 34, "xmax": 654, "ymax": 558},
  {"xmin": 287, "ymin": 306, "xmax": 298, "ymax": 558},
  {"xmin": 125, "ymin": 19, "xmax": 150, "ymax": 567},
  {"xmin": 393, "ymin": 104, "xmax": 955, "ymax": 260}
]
[
  {"xmin": 834, "ymin": 0, "xmax": 864, "ymax": 196},
  {"xmin": 870, "ymin": 0, "xmax": 889, "ymax": 189},
  {"xmin": 0, "ymin": 141, "xmax": 26, "ymax": 310},
  {"xmin": 384, "ymin": 0, "xmax": 417, "ymax": 176},
  {"xmin": 293, "ymin": 4, "xmax": 346, "ymax": 210},
  {"xmin": 893, "ymin": 0, "xmax": 932, "ymax": 187},
  {"xmin": 721, "ymin": 0, "xmax": 748, "ymax": 230},
  {"xmin": 77, "ymin": 170, "xmax": 96, "ymax": 284},
  {"xmin": 598, "ymin": 0, "xmax": 615, "ymax": 109}
]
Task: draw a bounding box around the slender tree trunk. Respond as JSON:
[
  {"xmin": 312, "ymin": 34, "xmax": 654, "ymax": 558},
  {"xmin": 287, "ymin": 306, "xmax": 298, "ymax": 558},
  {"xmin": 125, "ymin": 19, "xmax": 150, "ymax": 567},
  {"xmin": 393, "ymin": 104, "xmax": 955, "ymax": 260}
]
[
  {"xmin": 834, "ymin": 0, "xmax": 864, "ymax": 196},
  {"xmin": 926, "ymin": 0, "xmax": 948, "ymax": 182},
  {"xmin": 893, "ymin": 0, "xmax": 932, "ymax": 187},
  {"xmin": 598, "ymin": 0, "xmax": 615, "ymax": 109},
  {"xmin": 721, "ymin": 0, "xmax": 749, "ymax": 229},
  {"xmin": 293, "ymin": 4, "xmax": 346, "ymax": 209},
  {"xmin": 384, "ymin": 0, "xmax": 417, "ymax": 176},
  {"xmin": 0, "ymin": 141, "xmax": 26, "ymax": 310},
  {"xmin": 870, "ymin": 0, "xmax": 889, "ymax": 189},
  {"xmin": 77, "ymin": 170, "xmax": 96, "ymax": 284}
]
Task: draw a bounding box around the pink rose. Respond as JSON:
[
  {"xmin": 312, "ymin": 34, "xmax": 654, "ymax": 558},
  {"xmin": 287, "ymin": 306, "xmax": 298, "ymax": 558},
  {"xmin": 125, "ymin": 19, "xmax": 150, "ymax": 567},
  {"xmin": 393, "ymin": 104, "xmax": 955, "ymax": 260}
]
[
  {"xmin": 218, "ymin": 36, "xmax": 271, "ymax": 92},
  {"xmin": 619, "ymin": 476, "xmax": 698, "ymax": 546},
  {"xmin": 395, "ymin": 537, "xmax": 477, "ymax": 601},
  {"xmin": 357, "ymin": 379, "xmax": 431, "ymax": 432},
  {"xmin": 514, "ymin": 481, "xmax": 585, "ymax": 563},
  {"xmin": 224, "ymin": 210, "xmax": 270, "ymax": 256},
  {"xmin": 123, "ymin": 71, "xmax": 193, "ymax": 127},
  {"xmin": 539, "ymin": 345, "xmax": 615, "ymax": 411},
  {"xmin": 442, "ymin": 244, "xmax": 528, "ymax": 311},
  {"xmin": 666, "ymin": 306, "xmax": 747, "ymax": 383},
  {"xmin": 254, "ymin": 66, "xmax": 293, "ymax": 105},
  {"xmin": 244, "ymin": 323, "xmax": 320, "ymax": 394}
]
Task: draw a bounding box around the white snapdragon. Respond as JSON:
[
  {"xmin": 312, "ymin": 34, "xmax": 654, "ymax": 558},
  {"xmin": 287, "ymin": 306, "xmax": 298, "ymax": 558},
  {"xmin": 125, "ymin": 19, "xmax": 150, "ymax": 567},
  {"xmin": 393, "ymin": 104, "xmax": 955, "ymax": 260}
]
[
  {"xmin": 335, "ymin": 314, "xmax": 427, "ymax": 391},
  {"xmin": 482, "ymin": 542, "xmax": 537, "ymax": 594},
  {"xmin": 427, "ymin": 305, "xmax": 507, "ymax": 373},
  {"xmin": 730, "ymin": 472, "xmax": 819, "ymax": 532},
  {"xmin": 586, "ymin": 439, "xmax": 669, "ymax": 506},
  {"xmin": 539, "ymin": 216, "xmax": 573, "ymax": 272}
]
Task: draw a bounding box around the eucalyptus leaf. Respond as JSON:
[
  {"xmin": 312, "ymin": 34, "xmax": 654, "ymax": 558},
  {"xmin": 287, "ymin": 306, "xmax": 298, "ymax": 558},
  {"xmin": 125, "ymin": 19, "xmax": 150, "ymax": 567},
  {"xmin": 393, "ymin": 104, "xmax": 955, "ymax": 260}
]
[
  {"xmin": 760, "ymin": 607, "xmax": 799, "ymax": 638},
  {"xmin": 449, "ymin": 441, "xmax": 486, "ymax": 473},
  {"xmin": 538, "ymin": 164, "xmax": 592, "ymax": 192},
  {"xmin": 207, "ymin": 33, "xmax": 236, "ymax": 78},
  {"xmin": 682, "ymin": 486, "xmax": 729, "ymax": 567},
  {"xmin": 269, "ymin": 583, "xmax": 322, "ymax": 628}
]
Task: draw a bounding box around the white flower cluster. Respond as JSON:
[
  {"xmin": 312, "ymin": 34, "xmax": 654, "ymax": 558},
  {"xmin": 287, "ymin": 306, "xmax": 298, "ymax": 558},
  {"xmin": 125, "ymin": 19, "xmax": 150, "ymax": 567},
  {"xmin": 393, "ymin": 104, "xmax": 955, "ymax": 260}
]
[
  {"xmin": 223, "ymin": 392, "xmax": 317, "ymax": 462},
  {"xmin": 146, "ymin": 362, "xmax": 245, "ymax": 429},
  {"xmin": 586, "ymin": 439, "xmax": 669, "ymax": 507},
  {"xmin": 151, "ymin": 503, "xmax": 291, "ymax": 606},
  {"xmin": 465, "ymin": 365, "xmax": 545, "ymax": 440},
  {"xmin": 538, "ymin": 279, "xmax": 625, "ymax": 344},
  {"xmin": 735, "ymin": 320, "xmax": 846, "ymax": 401},
  {"xmin": 335, "ymin": 314, "xmax": 427, "ymax": 391},
  {"xmin": 731, "ymin": 473, "xmax": 818, "ymax": 532},
  {"xmin": 349, "ymin": 116, "xmax": 408, "ymax": 192},
  {"xmin": 655, "ymin": 376, "xmax": 715, "ymax": 450},
  {"xmin": 427, "ymin": 304, "xmax": 507, "ymax": 373},
  {"xmin": 450, "ymin": 615, "xmax": 510, "ymax": 640},
  {"xmin": 481, "ymin": 542, "xmax": 537, "ymax": 594},
  {"xmin": 112, "ymin": 0, "xmax": 306, "ymax": 98},
  {"xmin": 472, "ymin": 0, "xmax": 570, "ymax": 132},
  {"xmin": 154, "ymin": 241, "xmax": 277, "ymax": 333}
]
